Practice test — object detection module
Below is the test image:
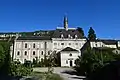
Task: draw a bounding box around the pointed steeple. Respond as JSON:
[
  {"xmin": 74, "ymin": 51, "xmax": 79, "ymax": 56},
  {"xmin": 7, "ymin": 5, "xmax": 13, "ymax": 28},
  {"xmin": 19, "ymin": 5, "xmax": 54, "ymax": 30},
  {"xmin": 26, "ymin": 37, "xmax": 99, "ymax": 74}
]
[{"xmin": 64, "ymin": 15, "xmax": 68, "ymax": 31}]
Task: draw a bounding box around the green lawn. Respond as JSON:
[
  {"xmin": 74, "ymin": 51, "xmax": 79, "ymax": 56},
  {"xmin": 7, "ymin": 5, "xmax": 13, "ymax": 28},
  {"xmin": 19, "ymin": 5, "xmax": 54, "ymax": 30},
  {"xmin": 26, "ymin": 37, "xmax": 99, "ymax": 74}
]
[{"xmin": 30, "ymin": 71, "xmax": 63, "ymax": 80}]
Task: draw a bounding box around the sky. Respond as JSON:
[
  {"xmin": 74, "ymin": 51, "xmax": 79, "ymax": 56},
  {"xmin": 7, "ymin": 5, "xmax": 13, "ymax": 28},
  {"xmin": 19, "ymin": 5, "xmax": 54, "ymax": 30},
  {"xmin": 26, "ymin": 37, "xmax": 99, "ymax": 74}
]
[{"xmin": 0, "ymin": 0, "xmax": 120, "ymax": 39}]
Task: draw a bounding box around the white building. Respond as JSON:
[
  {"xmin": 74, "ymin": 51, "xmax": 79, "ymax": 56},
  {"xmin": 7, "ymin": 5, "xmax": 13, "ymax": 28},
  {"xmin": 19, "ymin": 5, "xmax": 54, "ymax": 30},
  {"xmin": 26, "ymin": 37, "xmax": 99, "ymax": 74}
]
[
  {"xmin": 81, "ymin": 39, "xmax": 119, "ymax": 55},
  {"xmin": 11, "ymin": 16, "xmax": 86, "ymax": 67}
]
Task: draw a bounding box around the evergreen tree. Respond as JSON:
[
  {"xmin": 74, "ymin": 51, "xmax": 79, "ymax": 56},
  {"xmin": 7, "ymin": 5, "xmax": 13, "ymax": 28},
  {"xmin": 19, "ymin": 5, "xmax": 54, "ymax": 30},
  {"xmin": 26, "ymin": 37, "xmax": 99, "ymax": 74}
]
[
  {"xmin": 88, "ymin": 27, "xmax": 96, "ymax": 41},
  {"xmin": 77, "ymin": 27, "xmax": 85, "ymax": 37}
]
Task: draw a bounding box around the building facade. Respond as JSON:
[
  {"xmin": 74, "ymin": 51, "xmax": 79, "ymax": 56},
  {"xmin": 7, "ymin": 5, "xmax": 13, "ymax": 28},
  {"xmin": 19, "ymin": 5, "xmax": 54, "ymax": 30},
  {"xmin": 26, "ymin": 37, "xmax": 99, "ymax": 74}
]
[{"xmin": 12, "ymin": 16, "xmax": 86, "ymax": 67}]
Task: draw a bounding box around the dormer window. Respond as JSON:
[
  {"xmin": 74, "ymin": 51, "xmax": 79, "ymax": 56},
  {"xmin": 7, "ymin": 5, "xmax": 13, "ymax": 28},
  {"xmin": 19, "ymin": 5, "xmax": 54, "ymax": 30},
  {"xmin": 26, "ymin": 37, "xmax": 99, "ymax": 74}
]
[
  {"xmin": 75, "ymin": 34, "xmax": 77, "ymax": 38},
  {"xmin": 68, "ymin": 34, "xmax": 71, "ymax": 38},
  {"xmin": 61, "ymin": 34, "xmax": 64, "ymax": 38}
]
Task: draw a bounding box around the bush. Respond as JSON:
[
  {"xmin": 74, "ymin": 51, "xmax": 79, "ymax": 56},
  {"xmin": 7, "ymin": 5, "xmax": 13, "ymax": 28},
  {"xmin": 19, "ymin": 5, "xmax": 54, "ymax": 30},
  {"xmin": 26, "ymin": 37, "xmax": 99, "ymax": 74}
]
[{"xmin": 10, "ymin": 61, "xmax": 33, "ymax": 77}]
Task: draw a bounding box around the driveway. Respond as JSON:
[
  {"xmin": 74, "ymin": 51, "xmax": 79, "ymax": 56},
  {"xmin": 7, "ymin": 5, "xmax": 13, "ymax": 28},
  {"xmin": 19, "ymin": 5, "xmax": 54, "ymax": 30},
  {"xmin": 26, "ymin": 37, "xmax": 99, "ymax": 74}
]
[{"xmin": 33, "ymin": 67, "xmax": 86, "ymax": 80}]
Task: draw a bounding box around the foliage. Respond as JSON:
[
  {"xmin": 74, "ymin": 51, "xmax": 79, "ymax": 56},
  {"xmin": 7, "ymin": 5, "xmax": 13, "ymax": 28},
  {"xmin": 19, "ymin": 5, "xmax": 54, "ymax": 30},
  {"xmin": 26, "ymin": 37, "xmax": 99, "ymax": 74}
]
[
  {"xmin": 75, "ymin": 48, "xmax": 118, "ymax": 76},
  {"xmin": 0, "ymin": 41, "xmax": 33, "ymax": 77},
  {"xmin": 77, "ymin": 27, "xmax": 85, "ymax": 37},
  {"xmin": 0, "ymin": 41, "xmax": 11, "ymax": 75},
  {"xmin": 88, "ymin": 27, "xmax": 96, "ymax": 41},
  {"xmin": 10, "ymin": 61, "xmax": 33, "ymax": 76}
]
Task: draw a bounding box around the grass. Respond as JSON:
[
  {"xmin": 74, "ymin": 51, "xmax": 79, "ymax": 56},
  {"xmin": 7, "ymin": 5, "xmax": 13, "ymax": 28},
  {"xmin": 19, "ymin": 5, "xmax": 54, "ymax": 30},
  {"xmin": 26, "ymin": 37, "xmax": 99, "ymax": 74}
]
[{"xmin": 30, "ymin": 71, "xmax": 63, "ymax": 80}]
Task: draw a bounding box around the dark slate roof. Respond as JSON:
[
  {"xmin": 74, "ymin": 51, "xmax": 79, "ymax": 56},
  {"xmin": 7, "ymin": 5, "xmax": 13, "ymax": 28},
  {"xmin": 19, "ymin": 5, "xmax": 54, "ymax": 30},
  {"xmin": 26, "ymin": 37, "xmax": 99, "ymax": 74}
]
[
  {"xmin": 61, "ymin": 47, "xmax": 78, "ymax": 51},
  {"xmin": 102, "ymin": 40, "xmax": 117, "ymax": 45},
  {"xmin": 93, "ymin": 47, "xmax": 116, "ymax": 50},
  {"xmin": 52, "ymin": 29, "xmax": 83, "ymax": 38},
  {"xmin": 90, "ymin": 39, "xmax": 117, "ymax": 45},
  {"xmin": 17, "ymin": 36, "xmax": 51, "ymax": 40}
]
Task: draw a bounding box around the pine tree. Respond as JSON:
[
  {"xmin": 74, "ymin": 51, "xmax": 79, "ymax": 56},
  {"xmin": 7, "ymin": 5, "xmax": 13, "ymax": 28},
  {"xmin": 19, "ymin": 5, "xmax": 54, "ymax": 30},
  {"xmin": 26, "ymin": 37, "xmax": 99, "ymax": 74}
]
[{"xmin": 88, "ymin": 27, "xmax": 96, "ymax": 41}]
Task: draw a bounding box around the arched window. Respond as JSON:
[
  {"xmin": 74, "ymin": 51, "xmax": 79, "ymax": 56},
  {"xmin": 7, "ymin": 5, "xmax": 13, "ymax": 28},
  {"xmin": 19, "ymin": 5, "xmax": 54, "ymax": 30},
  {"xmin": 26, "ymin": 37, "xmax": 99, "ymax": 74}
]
[
  {"xmin": 33, "ymin": 43, "xmax": 35, "ymax": 48},
  {"xmin": 24, "ymin": 51, "xmax": 27, "ymax": 55},
  {"xmin": 33, "ymin": 51, "xmax": 35, "ymax": 55},
  {"xmin": 66, "ymin": 60, "xmax": 68, "ymax": 64},
  {"xmin": 69, "ymin": 43, "xmax": 71, "ymax": 45},
  {"xmin": 25, "ymin": 43, "xmax": 27, "ymax": 48},
  {"xmin": 69, "ymin": 53, "xmax": 72, "ymax": 56},
  {"xmin": 41, "ymin": 51, "xmax": 44, "ymax": 55},
  {"xmin": 17, "ymin": 51, "xmax": 20, "ymax": 55},
  {"xmin": 41, "ymin": 58, "xmax": 43, "ymax": 62},
  {"xmin": 48, "ymin": 51, "xmax": 50, "ymax": 55}
]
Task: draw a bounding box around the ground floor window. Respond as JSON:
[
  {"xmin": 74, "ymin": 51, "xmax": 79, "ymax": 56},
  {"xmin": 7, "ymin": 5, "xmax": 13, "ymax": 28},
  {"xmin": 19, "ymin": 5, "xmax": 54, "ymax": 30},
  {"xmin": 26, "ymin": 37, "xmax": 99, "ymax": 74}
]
[{"xmin": 66, "ymin": 60, "xmax": 68, "ymax": 64}]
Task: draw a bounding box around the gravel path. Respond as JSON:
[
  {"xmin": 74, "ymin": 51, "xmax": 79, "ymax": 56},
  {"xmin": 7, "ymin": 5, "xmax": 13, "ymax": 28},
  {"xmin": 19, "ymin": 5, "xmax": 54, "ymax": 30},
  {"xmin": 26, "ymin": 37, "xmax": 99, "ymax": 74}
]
[{"xmin": 33, "ymin": 67, "xmax": 86, "ymax": 80}]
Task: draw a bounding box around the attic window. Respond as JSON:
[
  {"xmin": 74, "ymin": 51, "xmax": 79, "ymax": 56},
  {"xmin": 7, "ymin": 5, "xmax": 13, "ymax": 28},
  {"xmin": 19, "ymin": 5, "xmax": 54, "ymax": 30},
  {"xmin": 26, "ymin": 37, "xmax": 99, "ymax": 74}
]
[
  {"xmin": 68, "ymin": 34, "xmax": 71, "ymax": 38},
  {"xmin": 59, "ymin": 31, "xmax": 62, "ymax": 33},
  {"xmin": 61, "ymin": 34, "xmax": 64, "ymax": 38},
  {"xmin": 75, "ymin": 35, "xmax": 77, "ymax": 38}
]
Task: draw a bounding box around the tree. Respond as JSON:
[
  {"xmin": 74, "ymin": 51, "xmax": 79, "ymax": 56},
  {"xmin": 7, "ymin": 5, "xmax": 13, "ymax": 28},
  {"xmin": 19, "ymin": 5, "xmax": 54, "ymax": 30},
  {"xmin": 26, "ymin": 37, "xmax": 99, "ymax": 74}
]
[
  {"xmin": 75, "ymin": 48, "xmax": 116, "ymax": 76},
  {"xmin": 88, "ymin": 27, "xmax": 96, "ymax": 41},
  {"xmin": 77, "ymin": 27, "xmax": 85, "ymax": 37}
]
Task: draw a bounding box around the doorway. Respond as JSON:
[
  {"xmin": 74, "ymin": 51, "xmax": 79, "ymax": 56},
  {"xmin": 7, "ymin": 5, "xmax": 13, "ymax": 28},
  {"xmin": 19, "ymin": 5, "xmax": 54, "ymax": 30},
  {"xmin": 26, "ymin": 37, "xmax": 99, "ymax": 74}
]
[{"xmin": 70, "ymin": 60, "xmax": 73, "ymax": 67}]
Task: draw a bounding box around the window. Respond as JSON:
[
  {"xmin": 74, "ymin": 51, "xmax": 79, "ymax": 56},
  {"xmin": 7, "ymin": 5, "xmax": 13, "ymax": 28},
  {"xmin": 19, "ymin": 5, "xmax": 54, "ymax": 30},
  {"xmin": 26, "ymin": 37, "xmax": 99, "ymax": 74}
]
[
  {"xmin": 48, "ymin": 51, "xmax": 50, "ymax": 55},
  {"xmin": 33, "ymin": 51, "xmax": 35, "ymax": 55},
  {"xmin": 25, "ymin": 43, "xmax": 27, "ymax": 48},
  {"xmin": 41, "ymin": 51, "xmax": 44, "ymax": 55},
  {"xmin": 69, "ymin": 53, "xmax": 72, "ymax": 56},
  {"xmin": 102, "ymin": 45, "xmax": 104, "ymax": 47},
  {"xmin": 116, "ymin": 51, "xmax": 118, "ymax": 54},
  {"xmin": 41, "ymin": 58, "xmax": 43, "ymax": 62},
  {"xmin": 61, "ymin": 43, "xmax": 64, "ymax": 45},
  {"xmin": 33, "ymin": 43, "xmax": 35, "ymax": 48},
  {"xmin": 68, "ymin": 34, "xmax": 71, "ymax": 38},
  {"xmin": 66, "ymin": 60, "xmax": 68, "ymax": 64},
  {"xmin": 17, "ymin": 51, "xmax": 20, "ymax": 55},
  {"xmin": 69, "ymin": 43, "xmax": 71, "ymax": 45},
  {"xmin": 61, "ymin": 34, "xmax": 64, "ymax": 38},
  {"xmin": 75, "ymin": 43, "xmax": 78, "ymax": 45},
  {"xmin": 75, "ymin": 34, "xmax": 77, "ymax": 38},
  {"xmin": 54, "ymin": 43, "xmax": 57, "ymax": 45},
  {"xmin": 24, "ymin": 51, "xmax": 27, "ymax": 55},
  {"xmin": 95, "ymin": 43, "xmax": 97, "ymax": 47},
  {"xmin": 24, "ymin": 59, "xmax": 26, "ymax": 62}
]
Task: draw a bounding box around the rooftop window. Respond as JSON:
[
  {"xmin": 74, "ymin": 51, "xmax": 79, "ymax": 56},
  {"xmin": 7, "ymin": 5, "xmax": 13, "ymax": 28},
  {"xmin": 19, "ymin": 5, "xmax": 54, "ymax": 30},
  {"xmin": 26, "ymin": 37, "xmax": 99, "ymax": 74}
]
[
  {"xmin": 68, "ymin": 34, "xmax": 71, "ymax": 38},
  {"xmin": 61, "ymin": 34, "xmax": 64, "ymax": 38}
]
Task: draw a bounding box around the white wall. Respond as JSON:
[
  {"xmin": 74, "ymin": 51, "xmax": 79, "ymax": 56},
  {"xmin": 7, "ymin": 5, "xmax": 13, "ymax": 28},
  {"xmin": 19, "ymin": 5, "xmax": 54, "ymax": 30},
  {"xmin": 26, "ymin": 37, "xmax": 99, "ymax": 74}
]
[
  {"xmin": 52, "ymin": 38, "xmax": 86, "ymax": 52},
  {"xmin": 104, "ymin": 44, "xmax": 117, "ymax": 48},
  {"xmin": 14, "ymin": 40, "xmax": 53, "ymax": 63},
  {"xmin": 60, "ymin": 51, "xmax": 80, "ymax": 67},
  {"xmin": 90, "ymin": 42, "xmax": 105, "ymax": 48},
  {"xmin": 118, "ymin": 41, "xmax": 120, "ymax": 47}
]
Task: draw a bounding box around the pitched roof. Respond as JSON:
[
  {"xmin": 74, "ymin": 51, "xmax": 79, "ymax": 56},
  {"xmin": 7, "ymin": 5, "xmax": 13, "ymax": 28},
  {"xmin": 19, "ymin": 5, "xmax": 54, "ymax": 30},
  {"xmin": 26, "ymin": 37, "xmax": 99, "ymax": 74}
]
[
  {"xmin": 93, "ymin": 47, "xmax": 116, "ymax": 50},
  {"xmin": 90, "ymin": 39, "xmax": 117, "ymax": 45},
  {"xmin": 102, "ymin": 40, "xmax": 117, "ymax": 45},
  {"xmin": 61, "ymin": 47, "xmax": 78, "ymax": 51},
  {"xmin": 17, "ymin": 36, "xmax": 51, "ymax": 40},
  {"xmin": 52, "ymin": 29, "xmax": 83, "ymax": 38}
]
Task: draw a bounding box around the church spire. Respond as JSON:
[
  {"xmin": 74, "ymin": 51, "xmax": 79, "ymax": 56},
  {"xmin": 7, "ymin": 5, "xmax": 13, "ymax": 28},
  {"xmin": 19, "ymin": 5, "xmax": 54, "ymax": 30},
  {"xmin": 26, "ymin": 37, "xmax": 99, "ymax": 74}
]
[{"xmin": 64, "ymin": 15, "xmax": 68, "ymax": 31}]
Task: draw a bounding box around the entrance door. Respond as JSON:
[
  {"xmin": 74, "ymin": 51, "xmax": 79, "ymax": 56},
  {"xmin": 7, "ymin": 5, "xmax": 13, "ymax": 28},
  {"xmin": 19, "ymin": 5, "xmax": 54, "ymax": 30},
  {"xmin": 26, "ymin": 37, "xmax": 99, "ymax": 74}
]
[{"xmin": 70, "ymin": 60, "xmax": 73, "ymax": 67}]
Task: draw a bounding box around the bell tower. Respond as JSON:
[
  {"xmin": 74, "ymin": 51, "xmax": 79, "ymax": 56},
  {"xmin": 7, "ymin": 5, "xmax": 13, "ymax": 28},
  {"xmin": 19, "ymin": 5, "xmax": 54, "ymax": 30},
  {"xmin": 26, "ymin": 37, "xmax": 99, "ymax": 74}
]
[{"xmin": 64, "ymin": 15, "xmax": 68, "ymax": 31}]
